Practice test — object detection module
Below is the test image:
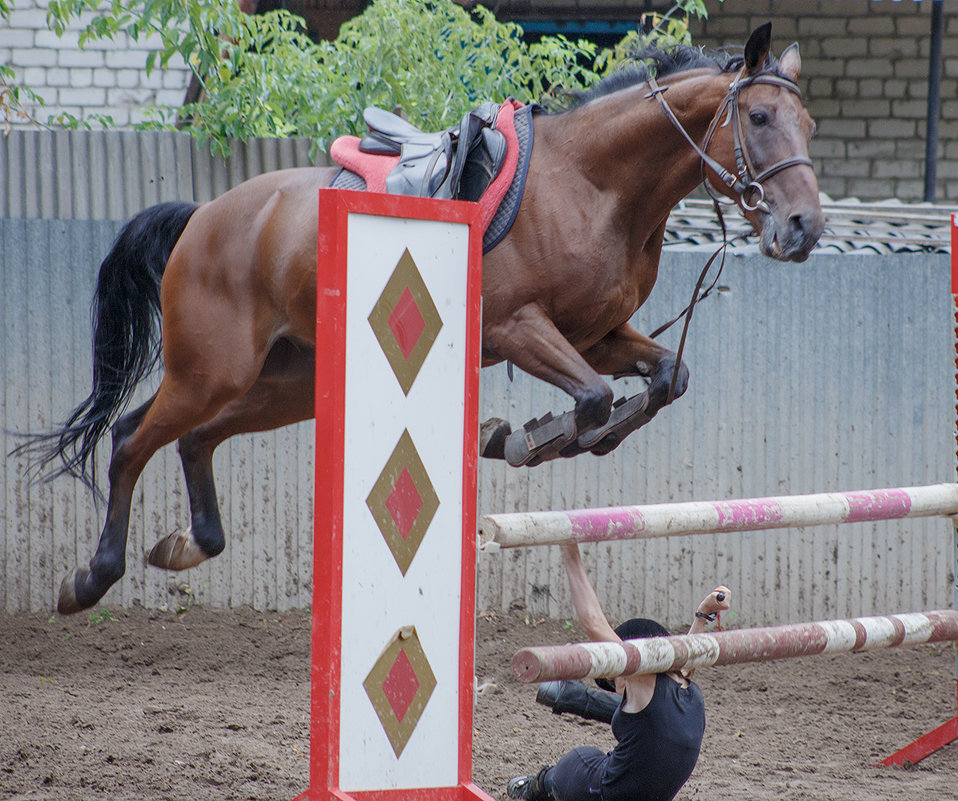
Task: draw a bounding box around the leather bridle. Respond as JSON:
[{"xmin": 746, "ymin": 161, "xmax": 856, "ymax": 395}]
[
  {"xmin": 645, "ymin": 67, "xmax": 813, "ymax": 213},
  {"xmin": 645, "ymin": 66, "xmax": 814, "ymax": 404}
]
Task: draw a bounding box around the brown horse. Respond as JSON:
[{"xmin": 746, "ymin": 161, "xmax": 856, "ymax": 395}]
[{"xmin": 21, "ymin": 23, "xmax": 823, "ymax": 613}]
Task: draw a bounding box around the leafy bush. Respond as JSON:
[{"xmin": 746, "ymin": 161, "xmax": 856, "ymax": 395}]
[{"xmin": 9, "ymin": 0, "xmax": 719, "ymax": 156}]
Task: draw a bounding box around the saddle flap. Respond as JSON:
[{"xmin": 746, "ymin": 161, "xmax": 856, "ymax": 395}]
[
  {"xmin": 359, "ymin": 131, "xmax": 402, "ymax": 157},
  {"xmin": 456, "ymin": 127, "xmax": 507, "ymax": 202},
  {"xmin": 363, "ymin": 107, "xmax": 427, "ymax": 140}
]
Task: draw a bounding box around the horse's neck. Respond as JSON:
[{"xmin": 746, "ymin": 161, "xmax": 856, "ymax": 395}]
[{"xmin": 543, "ymin": 72, "xmax": 728, "ymax": 229}]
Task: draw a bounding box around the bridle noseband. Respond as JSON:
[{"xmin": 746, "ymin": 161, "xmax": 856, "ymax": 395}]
[{"xmin": 645, "ymin": 67, "xmax": 813, "ymax": 213}]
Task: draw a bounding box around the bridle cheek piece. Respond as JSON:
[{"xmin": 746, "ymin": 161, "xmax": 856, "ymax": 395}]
[{"xmin": 645, "ymin": 68, "xmax": 813, "ymax": 215}]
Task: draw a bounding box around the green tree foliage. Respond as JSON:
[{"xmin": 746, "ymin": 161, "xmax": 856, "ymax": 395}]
[{"xmin": 6, "ymin": 0, "xmax": 720, "ymax": 156}]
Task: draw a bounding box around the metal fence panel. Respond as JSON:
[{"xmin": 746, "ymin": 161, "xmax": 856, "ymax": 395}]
[
  {"xmin": 0, "ymin": 131, "xmax": 321, "ymax": 219},
  {"xmin": 0, "ymin": 221, "xmax": 952, "ymax": 625},
  {"xmin": 475, "ymin": 252, "xmax": 955, "ymax": 627}
]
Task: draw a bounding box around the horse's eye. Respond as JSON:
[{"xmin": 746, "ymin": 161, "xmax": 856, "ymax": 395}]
[{"xmin": 749, "ymin": 110, "xmax": 769, "ymax": 126}]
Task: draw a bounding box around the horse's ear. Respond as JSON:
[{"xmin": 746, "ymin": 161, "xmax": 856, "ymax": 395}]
[
  {"xmin": 744, "ymin": 22, "xmax": 772, "ymax": 74},
  {"xmin": 779, "ymin": 43, "xmax": 802, "ymax": 81}
]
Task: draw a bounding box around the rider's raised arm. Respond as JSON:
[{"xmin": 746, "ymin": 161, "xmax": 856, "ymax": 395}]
[
  {"xmin": 559, "ymin": 542, "xmax": 619, "ymax": 644},
  {"xmin": 681, "ymin": 586, "xmax": 731, "ymax": 681}
]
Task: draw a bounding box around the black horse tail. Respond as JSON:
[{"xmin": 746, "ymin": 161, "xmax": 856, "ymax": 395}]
[{"xmin": 13, "ymin": 200, "xmax": 200, "ymax": 492}]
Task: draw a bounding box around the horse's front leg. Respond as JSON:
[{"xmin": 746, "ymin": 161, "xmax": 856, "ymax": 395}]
[
  {"xmin": 148, "ymin": 340, "xmax": 316, "ymax": 571},
  {"xmin": 482, "ymin": 303, "xmax": 613, "ymax": 466},
  {"xmin": 569, "ymin": 322, "xmax": 689, "ymax": 455},
  {"xmin": 585, "ymin": 322, "xmax": 689, "ymax": 409}
]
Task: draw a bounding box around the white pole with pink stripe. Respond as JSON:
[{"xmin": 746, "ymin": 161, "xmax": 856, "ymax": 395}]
[
  {"xmin": 510, "ymin": 610, "xmax": 958, "ymax": 683},
  {"xmin": 479, "ymin": 483, "xmax": 958, "ymax": 550}
]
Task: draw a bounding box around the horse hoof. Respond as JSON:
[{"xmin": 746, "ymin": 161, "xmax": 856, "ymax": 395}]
[
  {"xmin": 480, "ymin": 418, "xmax": 511, "ymax": 460},
  {"xmin": 148, "ymin": 528, "xmax": 208, "ymax": 571},
  {"xmin": 577, "ymin": 392, "xmax": 652, "ymax": 450},
  {"xmin": 589, "ymin": 434, "xmax": 622, "ymax": 456},
  {"xmin": 57, "ymin": 568, "xmax": 86, "ymax": 615}
]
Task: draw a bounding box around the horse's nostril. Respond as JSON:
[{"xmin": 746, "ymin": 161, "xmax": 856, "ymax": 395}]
[
  {"xmin": 787, "ymin": 213, "xmax": 806, "ymax": 238},
  {"xmin": 786, "ymin": 211, "xmax": 823, "ymax": 248}
]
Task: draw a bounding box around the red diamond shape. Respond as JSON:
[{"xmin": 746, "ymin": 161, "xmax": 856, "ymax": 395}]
[
  {"xmin": 387, "ymin": 287, "xmax": 426, "ymax": 360},
  {"xmin": 368, "ymin": 250, "xmax": 443, "ymax": 396},
  {"xmin": 385, "ymin": 468, "xmax": 423, "ymax": 540},
  {"xmin": 382, "ymin": 649, "xmax": 420, "ymax": 723},
  {"xmin": 366, "ymin": 430, "xmax": 439, "ymax": 576}
]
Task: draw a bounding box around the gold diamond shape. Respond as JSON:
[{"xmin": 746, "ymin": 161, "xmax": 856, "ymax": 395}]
[
  {"xmin": 368, "ymin": 248, "xmax": 443, "ymax": 395},
  {"xmin": 366, "ymin": 429, "xmax": 439, "ymax": 576},
  {"xmin": 364, "ymin": 626, "xmax": 437, "ymax": 758}
]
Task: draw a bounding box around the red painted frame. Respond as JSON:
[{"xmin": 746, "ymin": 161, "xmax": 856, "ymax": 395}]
[
  {"xmin": 878, "ymin": 212, "xmax": 958, "ymax": 767},
  {"xmin": 293, "ymin": 189, "xmax": 488, "ymax": 801}
]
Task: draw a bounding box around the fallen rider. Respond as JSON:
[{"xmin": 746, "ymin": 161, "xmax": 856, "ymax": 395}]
[{"xmin": 507, "ymin": 542, "xmax": 730, "ymax": 801}]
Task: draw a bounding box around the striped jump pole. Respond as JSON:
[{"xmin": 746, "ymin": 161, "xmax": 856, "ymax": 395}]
[
  {"xmin": 511, "ymin": 610, "xmax": 958, "ymax": 684},
  {"xmin": 479, "ymin": 483, "xmax": 958, "ymax": 550}
]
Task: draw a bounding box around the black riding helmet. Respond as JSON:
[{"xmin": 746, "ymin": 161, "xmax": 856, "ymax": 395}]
[{"xmin": 594, "ymin": 618, "xmax": 670, "ymax": 692}]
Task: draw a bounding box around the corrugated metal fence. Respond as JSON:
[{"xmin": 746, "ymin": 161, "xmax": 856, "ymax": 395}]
[
  {"xmin": 0, "ymin": 132, "xmax": 953, "ymax": 627},
  {"xmin": 0, "ymin": 129, "xmax": 319, "ymax": 217},
  {"xmin": 477, "ymin": 253, "xmax": 955, "ymax": 627}
]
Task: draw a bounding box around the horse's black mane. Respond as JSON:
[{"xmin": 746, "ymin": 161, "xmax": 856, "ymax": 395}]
[{"xmin": 559, "ymin": 40, "xmax": 780, "ymax": 111}]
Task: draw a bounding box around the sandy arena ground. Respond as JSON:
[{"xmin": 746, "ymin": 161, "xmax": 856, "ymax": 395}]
[{"xmin": 1, "ymin": 606, "xmax": 956, "ymax": 800}]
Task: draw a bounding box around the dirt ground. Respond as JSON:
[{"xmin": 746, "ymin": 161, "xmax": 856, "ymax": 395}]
[{"xmin": 1, "ymin": 605, "xmax": 956, "ymax": 801}]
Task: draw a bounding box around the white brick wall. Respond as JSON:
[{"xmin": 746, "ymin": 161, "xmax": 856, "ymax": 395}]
[{"xmin": 1, "ymin": 0, "xmax": 190, "ymax": 126}]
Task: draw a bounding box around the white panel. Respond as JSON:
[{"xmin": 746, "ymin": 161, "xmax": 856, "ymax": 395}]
[{"xmin": 338, "ymin": 213, "xmax": 469, "ymax": 790}]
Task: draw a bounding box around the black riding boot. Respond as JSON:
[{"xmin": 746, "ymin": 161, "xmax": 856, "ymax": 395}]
[
  {"xmin": 535, "ymin": 679, "xmax": 620, "ymax": 724},
  {"xmin": 507, "ymin": 766, "xmax": 553, "ymax": 801}
]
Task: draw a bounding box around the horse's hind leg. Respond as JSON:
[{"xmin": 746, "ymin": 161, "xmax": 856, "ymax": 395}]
[
  {"xmin": 148, "ymin": 340, "xmax": 316, "ymax": 570},
  {"xmin": 59, "ymin": 354, "xmax": 268, "ymax": 613},
  {"xmin": 568, "ymin": 322, "xmax": 689, "ymax": 456},
  {"xmin": 146, "ymin": 427, "xmax": 225, "ymax": 571},
  {"xmin": 57, "ymin": 397, "xmax": 157, "ymax": 612}
]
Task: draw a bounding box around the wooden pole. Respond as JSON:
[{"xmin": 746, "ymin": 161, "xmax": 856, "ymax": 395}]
[{"xmin": 511, "ymin": 610, "xmax": 958, "ymax": 684}]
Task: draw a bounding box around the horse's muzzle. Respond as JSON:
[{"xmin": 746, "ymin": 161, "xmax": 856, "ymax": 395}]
[{"xmin": 761, "ymin": 207, "xmax": 824, "ymax": 262}]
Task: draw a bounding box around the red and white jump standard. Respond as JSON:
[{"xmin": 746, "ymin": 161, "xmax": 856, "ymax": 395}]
[
  {"xmin": 294, "ymin": 189, "xmax": 489, "ymax": 801},
  {"xmin": 880, "ymin": 212, "xmax": 958, "ymax": 767}
]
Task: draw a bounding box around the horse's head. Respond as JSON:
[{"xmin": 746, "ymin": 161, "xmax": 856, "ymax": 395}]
[{"xmin": 703, "ymin": 24, "xmax": 825, "ymax": 262}]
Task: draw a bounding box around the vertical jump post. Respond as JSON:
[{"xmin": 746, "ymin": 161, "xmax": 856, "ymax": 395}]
[
  {"xmin": 293, "ymin": 189, "xmax": 490, "ymax": 801},
  {"xmin": 880, "ymin": 211, "xmax": 958, "ymax": 766}
]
